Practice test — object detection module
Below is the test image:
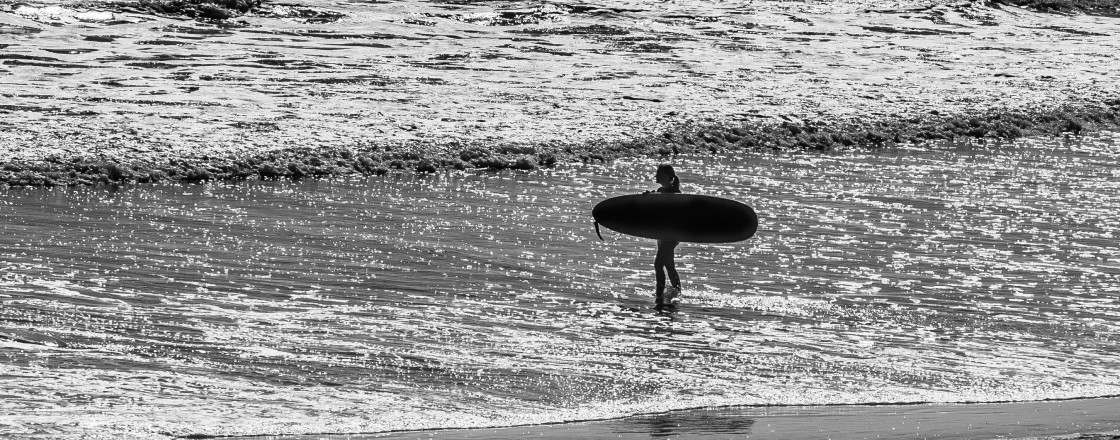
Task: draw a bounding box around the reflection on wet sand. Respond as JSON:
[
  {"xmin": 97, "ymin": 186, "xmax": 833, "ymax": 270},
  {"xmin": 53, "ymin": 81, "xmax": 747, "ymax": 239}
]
[{"xmin": 618, "ymin": 410, "xmax": 757, "ymax": 438}]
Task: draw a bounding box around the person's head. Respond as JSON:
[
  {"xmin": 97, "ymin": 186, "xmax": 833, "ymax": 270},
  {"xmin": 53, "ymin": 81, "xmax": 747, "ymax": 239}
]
[{"xmin": 656, "ymin": 164, "xmax": 679, "ymax": 190}]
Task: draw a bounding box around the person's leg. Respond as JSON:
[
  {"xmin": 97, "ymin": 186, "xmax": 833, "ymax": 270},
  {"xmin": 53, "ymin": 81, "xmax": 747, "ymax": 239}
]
[
  {"xmin": 664, "ymin": 240, "xmax": 681, "ymax": 290},
  {"xmin": 655, "ymin": 240, "xmax": 670, "ymax": 303}
]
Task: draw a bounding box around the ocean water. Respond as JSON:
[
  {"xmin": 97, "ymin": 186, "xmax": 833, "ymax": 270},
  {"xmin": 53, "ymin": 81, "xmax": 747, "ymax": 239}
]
[
  {"xmin": 3, "ymin": 132, "xmax": 1120, "ymax": 438},
  {"xmin": 3, "ymin": 0, "xmax": 1118, "ymax": 153}
]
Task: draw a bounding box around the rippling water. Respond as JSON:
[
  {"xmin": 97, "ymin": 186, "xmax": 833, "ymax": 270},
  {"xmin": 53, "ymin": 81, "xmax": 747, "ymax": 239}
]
[
  {"xmin": 3, "ymin": 132, "xmax": 1119, "ymax": 438},
  {"xmin": 3, "ymin": 0, "xmax": 1118, "ymax": 156}
]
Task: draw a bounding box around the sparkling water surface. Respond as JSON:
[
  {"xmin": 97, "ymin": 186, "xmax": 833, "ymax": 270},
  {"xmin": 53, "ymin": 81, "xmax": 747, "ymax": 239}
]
[
  {"xmin": 3, "ymin": 133, "xmax": 1120, "ymax": 438},
  {"xmin": 4, "ymin": 0, "xmax": 1118, "ymax": 152}
]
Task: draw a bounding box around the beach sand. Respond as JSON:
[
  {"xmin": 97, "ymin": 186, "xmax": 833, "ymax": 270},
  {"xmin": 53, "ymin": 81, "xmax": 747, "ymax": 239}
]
[{"xmin": 256, "ymin": 398, "xmax": 1120, "ymax": 440}]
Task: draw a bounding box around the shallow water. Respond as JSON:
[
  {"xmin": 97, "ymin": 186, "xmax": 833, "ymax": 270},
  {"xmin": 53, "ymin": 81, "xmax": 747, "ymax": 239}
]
[{"xmin": 3, "ymin": 132, "xmax": 1120, "ymax": 438}]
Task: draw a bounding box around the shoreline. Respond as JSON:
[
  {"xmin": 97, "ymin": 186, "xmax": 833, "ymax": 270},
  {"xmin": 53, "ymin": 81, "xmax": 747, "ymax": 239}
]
[
  {"xmin": 2, "ymin": 98, "xmax": 1119, "ymax": 189},
  {"xmin": 4, "ymin": 2, "xmax": 1119, "ymax": 438},
  {"xmin": 223, "ymin": 397, "xmax": 1120, "ymax": 440}
]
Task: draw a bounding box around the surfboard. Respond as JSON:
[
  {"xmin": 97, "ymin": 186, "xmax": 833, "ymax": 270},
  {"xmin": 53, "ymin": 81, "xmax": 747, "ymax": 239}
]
[{"xmin": 592, "ymin": 193, "xmax": 758, "ymax": 243}]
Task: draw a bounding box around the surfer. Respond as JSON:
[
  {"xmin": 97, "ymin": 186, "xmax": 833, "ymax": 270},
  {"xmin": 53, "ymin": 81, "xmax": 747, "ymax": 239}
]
[
  {"xmin": 593, "ymin": 165, "xmax": 757, "ymax": 309},
  {"xmin": 649, "ymin": 164, "xmax": 682, "ymax": 306}
]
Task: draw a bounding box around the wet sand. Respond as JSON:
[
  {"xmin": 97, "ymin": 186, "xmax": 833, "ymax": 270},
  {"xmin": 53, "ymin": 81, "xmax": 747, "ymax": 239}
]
[{"xmin": 257, "ymin": 398, "xmax": 1120, "ymax": 440}]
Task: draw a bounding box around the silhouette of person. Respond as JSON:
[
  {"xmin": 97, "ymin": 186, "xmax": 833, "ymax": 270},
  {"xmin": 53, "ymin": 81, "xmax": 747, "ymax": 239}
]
[{"xmin": 649, "ymin": 164, "xmax": 682, "ymax": 306}]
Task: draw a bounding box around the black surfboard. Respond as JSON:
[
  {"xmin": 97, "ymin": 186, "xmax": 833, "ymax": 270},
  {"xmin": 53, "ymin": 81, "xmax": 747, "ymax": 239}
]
[{"xmin": 592, "ymin": 194, "xmax": 758, "ymax": 243}]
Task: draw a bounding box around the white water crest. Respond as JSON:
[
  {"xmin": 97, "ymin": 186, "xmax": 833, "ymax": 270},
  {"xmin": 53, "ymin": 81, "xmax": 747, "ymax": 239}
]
[{"xmin": 2, "ymin": 0, "xmax": 1118, "ymax": 160}]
